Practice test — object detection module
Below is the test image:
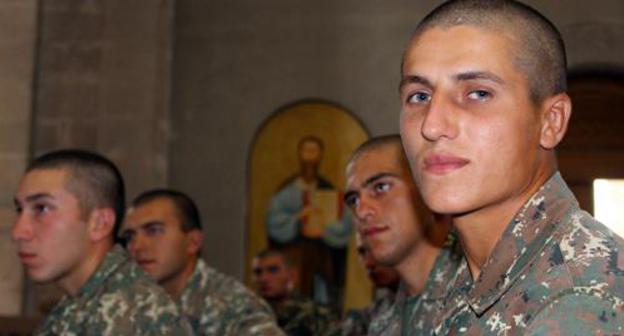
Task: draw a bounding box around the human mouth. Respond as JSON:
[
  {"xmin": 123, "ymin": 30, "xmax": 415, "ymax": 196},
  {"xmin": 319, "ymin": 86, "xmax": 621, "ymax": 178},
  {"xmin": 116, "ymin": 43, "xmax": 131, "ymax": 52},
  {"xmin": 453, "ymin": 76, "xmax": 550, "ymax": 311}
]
[
  {"xmin": 362, "ymin": 225, "xmax": 389, "ymax": 237},
  {"xmin": 423, "ymin": 154, "xmax": 470, "ymax": 175},
  {"xmin": 18, "ymin": 252, "xmax": 37, "ymax": 265},
  {"xmin": 137, "ymin": 259, "xmax": 156, "ymax": 268}
]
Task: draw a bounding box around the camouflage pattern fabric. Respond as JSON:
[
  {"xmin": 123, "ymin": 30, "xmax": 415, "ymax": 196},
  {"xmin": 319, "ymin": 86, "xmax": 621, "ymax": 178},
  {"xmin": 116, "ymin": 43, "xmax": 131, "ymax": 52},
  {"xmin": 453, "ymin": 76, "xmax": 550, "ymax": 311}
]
[
  {"xmin": 434, "ymin": 172, "xmax": 624, "ymax": 335},
  {"xmin": 367, "ymin": 236, "xmax": 464, "ymax": 336},
  {"xmin": 273, "ymin": 294, "xmax": 340, "ymax": 336},
  {"xmin": 179, "ymin": 258, "xmax": 284, "ymax": 335},
  {"xmin": 35, "ymin": 245, "xmax": 192, "ymax": 336},
  {"xmin": 339, "ymin": 290, "xmax": 395, "ymax": 336}
]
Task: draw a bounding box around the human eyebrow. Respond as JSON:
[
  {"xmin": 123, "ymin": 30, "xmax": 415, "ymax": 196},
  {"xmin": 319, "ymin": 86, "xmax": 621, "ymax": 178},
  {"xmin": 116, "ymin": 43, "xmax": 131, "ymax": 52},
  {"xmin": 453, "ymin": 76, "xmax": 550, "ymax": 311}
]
[
  {"xmin": 362, "ymin": 173, "xmax": 399, "ymax": 189},
  {"xmin": 399, "ymin": 75, "xmax": 433, "ymax": 93},
  {"xmin": 23, "ymin": 193, "xmax": 54, "ymax": 203},
  {"xmin": 454, "ymin": 71, "xmax": 505, "ymax": 85},
  {"xmin": 141, "ymin": 221, "xmax": 164, "ymax": 231}
]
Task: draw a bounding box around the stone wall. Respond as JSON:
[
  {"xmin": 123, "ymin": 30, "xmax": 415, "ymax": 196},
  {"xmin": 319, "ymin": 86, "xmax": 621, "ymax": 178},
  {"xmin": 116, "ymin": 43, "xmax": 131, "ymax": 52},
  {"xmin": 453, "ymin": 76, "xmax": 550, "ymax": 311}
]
[
  {"xmin": 0, "ymin": 0, "xmax": 37, "ymax": 316},
  {"xmin": 33, "ymin": 0, "xmax": 173, "ymax": 199},
  {"xmin": 24, "ymin": 0, "xmax": 174, "ymax": 317}
]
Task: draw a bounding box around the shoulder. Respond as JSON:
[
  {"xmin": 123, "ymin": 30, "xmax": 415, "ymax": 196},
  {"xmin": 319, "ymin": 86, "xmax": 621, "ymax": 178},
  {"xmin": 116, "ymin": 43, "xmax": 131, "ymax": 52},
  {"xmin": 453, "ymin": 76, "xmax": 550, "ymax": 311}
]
[
  {"xmin": 526, "ymin": 289, "xmax": 624, "ymax": 334},
  {"xmin": 555, "ymin": 210, "xmax": 624, "ymax": 293},
  {"xmin": 517, "ymin": 210, "xmax": 624, "ymax": 329},
  {"xmin": 99, "ymin": 259, "xmax": 187, "ymax": 334}
]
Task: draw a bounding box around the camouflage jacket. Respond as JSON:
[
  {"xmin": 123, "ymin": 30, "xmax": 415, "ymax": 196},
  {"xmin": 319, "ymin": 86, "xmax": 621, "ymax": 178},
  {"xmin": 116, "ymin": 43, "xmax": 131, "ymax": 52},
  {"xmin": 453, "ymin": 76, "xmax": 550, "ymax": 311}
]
[
  {"xmin": 36, "ymin": 245, "xmax": 191, "ymax": 336},
  {"xmin": 340, "ymin": 289, "xmax": 396, "ymax": 336},
  {"xmin": 273, "ymin": 294, "xmax": 340, "ymax": 336},
  {"xmin": 434, "ymin": 172, "xmax": 624, "ymax": 335},
  {"xmin": 367, "ymin": 237, "xmax": 464, "ymax": 336},
  {"xmin": 179, "ymin": 258, "xmax": 284, "ymax": 335}
]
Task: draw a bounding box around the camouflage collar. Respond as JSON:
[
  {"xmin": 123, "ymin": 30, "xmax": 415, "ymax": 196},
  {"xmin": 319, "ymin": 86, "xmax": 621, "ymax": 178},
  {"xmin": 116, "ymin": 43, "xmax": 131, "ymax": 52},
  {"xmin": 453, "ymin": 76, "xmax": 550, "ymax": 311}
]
[
  {"xmin": 459, "ymin": 172, "xmax": 579, "ymax": 315},
  {"xmin": 395, "ymin": 234, "xmax": 463, "ymax": 305},
  {"xmin": 77, "ymin": 245, "xmax": 129, "ymax": 299}
]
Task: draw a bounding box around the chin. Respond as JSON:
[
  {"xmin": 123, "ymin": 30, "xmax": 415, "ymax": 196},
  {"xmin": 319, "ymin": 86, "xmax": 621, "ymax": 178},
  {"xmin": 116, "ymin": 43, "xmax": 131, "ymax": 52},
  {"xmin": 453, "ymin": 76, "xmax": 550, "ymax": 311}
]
[
  {"xmin": 421, "ymin": 189, "xmax": 470, "ymax": 215},
  {"xmin": 28, "ymin": 270, "xmax": 55, "ymax": 284}
]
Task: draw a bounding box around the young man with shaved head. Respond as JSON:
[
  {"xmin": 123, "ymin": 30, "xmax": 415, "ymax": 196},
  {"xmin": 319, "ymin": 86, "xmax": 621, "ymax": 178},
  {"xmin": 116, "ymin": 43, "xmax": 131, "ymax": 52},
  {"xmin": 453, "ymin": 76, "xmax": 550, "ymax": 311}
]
[
  {"xmin": 120, "ymin": 189, "xmax": 283, "ymax": 335},
  {"xmin": 251, "ymin": 249, "xmax": 339, "ymax": 336},
  {"xmin": 344, "ymin": 135, "xmax": 462, "ymax": 335},
  {"xmin": 400, "ymin": 0, "xmax": 624, "ymax": 333},
  {"xmin": 12, "ymin": 149, "xmax": 190, "ymax": 335}
]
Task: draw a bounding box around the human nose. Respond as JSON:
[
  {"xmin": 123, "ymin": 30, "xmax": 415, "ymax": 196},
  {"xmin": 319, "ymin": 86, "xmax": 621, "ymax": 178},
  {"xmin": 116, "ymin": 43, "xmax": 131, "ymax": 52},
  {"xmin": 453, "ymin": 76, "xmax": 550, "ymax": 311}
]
[
  {"xmin": 11, "ymin": 212, "xmax": 33, "ymax": 242},
  {"xmin": 421, "ymin": 94, "xmax": 458, "ymax": 141},
  {"xmin": 128, "ymin": 233, "xmax": 146, "ymax": 256},
  {"xmin": 354, "ymin": 195, "xmax": 376, "ymax": 222}
]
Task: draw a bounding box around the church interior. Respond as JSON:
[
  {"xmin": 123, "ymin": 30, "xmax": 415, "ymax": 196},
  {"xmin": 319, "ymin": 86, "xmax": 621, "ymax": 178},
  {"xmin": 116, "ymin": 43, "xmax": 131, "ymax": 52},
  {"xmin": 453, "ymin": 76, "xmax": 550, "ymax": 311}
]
[{"xmin": 0, "ymin": 0, "xmax": 623, "ymax": 332}]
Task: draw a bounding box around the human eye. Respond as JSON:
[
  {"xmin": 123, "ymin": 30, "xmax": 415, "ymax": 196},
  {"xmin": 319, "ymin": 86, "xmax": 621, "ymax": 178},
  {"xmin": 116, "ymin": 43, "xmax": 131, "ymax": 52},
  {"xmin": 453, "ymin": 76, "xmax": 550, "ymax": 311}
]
[
  {"xmin": 145, "ymin": 225, "xmax": 164, "ymax": 236},
  {"xmin": 407, "ymin": 91, "xmax": 432, "ymax": 104},
  {"xmin": 373, "ymin": 181, "xmax": 391, "ymax": 194},
  {"xmin": 467, "ymin": 89, "xmax": 492, "ymax": 101},
  {"xmin": 120, "ymin": 231, "xmax": 135, "ymax": 244},
  {"xmin": 33, "ymin": 203, "xmax": 52, "ymax": 216},
  {"xmin": 343, "ymin": 192, "xmax": 359, "ymax": 209}
]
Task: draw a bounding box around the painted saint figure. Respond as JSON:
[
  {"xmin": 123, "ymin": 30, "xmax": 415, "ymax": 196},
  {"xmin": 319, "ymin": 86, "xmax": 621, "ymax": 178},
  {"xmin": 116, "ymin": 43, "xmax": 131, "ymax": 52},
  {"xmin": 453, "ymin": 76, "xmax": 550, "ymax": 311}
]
[{"xmin": 266, "ymin": 135, "xmax": 351, "ymax": 305}]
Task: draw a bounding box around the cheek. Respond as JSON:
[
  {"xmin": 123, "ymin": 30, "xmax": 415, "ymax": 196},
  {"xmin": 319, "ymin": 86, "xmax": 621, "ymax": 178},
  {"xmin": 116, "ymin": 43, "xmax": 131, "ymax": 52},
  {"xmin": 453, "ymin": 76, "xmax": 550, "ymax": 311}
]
[{"xmin": 400, "ymin": 113, "xmax": 421, "ymax": 145}]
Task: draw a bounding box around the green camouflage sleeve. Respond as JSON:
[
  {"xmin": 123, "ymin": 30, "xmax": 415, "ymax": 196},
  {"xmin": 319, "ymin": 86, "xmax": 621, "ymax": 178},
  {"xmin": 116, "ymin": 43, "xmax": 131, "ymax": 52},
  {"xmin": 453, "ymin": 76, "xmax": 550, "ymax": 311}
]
[
  {"xmin": 526, "ymin": 292, "xmax": 624, "ymax": 335},
  {"xmin": 221, "ymin": 311, "xmax": 285, "ymax": 336}
]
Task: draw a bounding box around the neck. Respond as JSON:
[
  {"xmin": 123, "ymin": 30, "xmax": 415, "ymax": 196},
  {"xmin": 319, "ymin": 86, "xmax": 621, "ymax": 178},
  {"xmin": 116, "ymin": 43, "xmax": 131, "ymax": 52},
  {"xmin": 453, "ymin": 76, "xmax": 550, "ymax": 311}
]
[
  {"xmin": 162, "ymin": 257, "xmax": 198, "ymax": 298},
  {"xmin": 454, "ymin": 166, "xmax": 555, "ymax": 280},
  {"xmin": 395, "ymin": 241, "xmax": 441, "ymax": 296},
  {"xmin": 58, "ymin": 240, "xmax": 113, "ymax": 297},
  {"xmin": 300, "ymin": 166, "xmax": 319, "ymax": 184},
  {"xmin": 266, "ymin": 295, "xmax": 289, "ymax": 311}
]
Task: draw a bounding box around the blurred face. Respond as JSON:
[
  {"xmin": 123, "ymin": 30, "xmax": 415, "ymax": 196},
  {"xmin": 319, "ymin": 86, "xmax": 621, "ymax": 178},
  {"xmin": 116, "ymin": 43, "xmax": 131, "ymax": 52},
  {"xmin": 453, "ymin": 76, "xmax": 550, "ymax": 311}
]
[
  {"xmin": 121, "ymin": 198, "xmax": 197, "ymax": 286},
  {"xmin": 12, "ymin": 169, "xmax": 90, "ymax": 287},
  {"xmin": 252, "ymin": 254, "xmax": 293, "ymax": 301},
  {"xmin": 400, "ymin": 26, "xmax": 548, "ymax": 218},
  {"xmin": 356, "ymin": 237, "xmax": 399, "ymax": 288},
  {"xmin": 345, "ymin": 145, "xmax": 424, "ymax": 267},
  {"xmin": 298, "ymin": 141, "xmax": 323, "ymax": 166}
]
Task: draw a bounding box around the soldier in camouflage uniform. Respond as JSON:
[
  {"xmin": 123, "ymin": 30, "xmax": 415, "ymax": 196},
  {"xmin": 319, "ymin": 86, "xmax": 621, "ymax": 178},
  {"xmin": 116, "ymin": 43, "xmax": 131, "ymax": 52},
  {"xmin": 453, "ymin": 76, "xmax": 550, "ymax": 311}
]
[
  {"xmin": 121, "ymin": 189, "xmax": 283, "ymax": 335},
  {"xmin": 400, "ymin": 0, "xmax": 624, "ymax": 333},
  {"xmin": 339, "ymin": 233, "xmax": 399, "ymax": 336},
  {"xmin": 11, "ymin": 149, "xmax": 190, "ymax": 335},
  {"xmin": 343, "ymin": 135, "xmax": 463, "ymax": 335},
  {"xmin": 252, "ymin": 249, "xmax": 340, "ymax": 335}
]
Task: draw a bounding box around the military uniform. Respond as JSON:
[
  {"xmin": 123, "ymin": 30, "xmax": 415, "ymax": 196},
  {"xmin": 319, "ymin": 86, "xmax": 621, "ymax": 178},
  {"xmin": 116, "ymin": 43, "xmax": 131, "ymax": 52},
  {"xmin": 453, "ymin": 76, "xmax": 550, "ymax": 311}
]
[
  {"xmin": 339, "ymin": 289, "xmax": 395, "ymax": 336},
  {"xmin": 273, "ymin": 294, "xmax": 340, "ymax": 336},
  {"xmin": 434, "ymin": 173, "xmax": 624, "ymax": 335},
  {"xmin": 367, "ymin": 237, "xmax": 464, "ymax": 336},
  {"xmin": 179, "ymin": 258, "xmax": 284, "ymax": 335},
  {"xmin": 36, "ymin": 245, "xmax": 191, "ymax": 335}
]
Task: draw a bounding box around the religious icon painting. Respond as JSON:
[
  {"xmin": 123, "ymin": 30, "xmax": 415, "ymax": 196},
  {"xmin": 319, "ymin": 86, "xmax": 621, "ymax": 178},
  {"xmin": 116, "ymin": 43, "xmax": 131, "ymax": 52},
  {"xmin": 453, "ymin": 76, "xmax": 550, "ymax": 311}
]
[{"xmin": 247, "ymin": 100, "xmax": 371, "ymax": 311}]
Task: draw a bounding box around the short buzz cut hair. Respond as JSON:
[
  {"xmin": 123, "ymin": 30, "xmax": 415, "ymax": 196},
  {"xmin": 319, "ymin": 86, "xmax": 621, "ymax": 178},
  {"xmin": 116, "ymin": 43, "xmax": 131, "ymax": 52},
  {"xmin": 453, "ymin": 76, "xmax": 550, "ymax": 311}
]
[
  {"xmin": 347, "ymin": 134, "xmax": 407, "ymax": 167},
  {"xmin": 254, "ymin": 248, "xmax": 294, "ymax": 268},
  {"xmin": 409, "ymin": 0, "xmax": 567, "ymax": 105},
  {"xmin": 130, "ymin": 189, "xmax": 202, "ymax": 233},
  {"xmin": 27, "ymin": 149, "xmax": 126, "ymax": 237}
]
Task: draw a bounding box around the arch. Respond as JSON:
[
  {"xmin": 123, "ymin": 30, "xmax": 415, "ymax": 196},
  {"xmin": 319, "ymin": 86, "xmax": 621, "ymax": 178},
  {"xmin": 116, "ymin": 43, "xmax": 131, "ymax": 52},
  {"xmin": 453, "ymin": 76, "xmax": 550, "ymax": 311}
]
[{"xmin": 245, "ymin": 99, "xmax": 370, "ymax": 310}]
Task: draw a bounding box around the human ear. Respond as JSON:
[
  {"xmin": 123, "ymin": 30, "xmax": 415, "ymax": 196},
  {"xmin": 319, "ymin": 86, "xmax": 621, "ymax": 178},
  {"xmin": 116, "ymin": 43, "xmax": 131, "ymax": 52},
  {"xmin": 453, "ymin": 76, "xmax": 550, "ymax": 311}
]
[
  {"xmin": 539, "ymin": 93, "xmax": 572, "ymax": 149},
  {"xmin": 186, "ymin": 230, "xmax": 204, "ymax": 255},
  {"xmin": 88, "ymin": 208, "xmax": 115, "ymax": 242}
]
